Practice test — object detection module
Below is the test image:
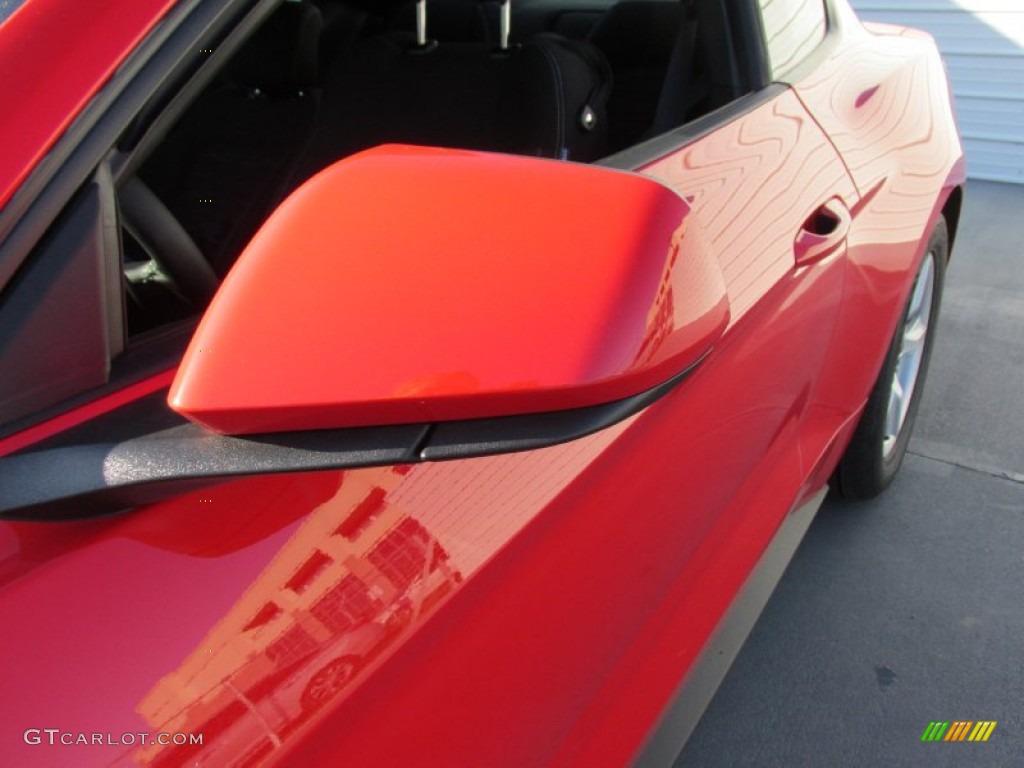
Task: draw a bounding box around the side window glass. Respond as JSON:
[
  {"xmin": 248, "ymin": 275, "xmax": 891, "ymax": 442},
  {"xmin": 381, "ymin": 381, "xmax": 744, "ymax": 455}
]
[{"xmin": 759, "ymin": 0, "xmax": 827, "ymax": 78}]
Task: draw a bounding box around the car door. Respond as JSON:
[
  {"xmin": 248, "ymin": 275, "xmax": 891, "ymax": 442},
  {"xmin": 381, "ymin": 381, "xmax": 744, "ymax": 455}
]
[
  {"xmin": 187, "ymin": 4, "xmax": 864, "ymax": 767},
  {"xmin": 260, "ymin": 86, "xmax": 861, "ymax": 766},
  {"xmin": 638, "ymin": 84, "xmax": 860, "ymax": 503},
  {"xmin": 782, "ymin": 0, "xmax": 966, "ymax": 427},
  {"xmin": 0, "ymin": 4, "xmax": 867, "ymax": 768}
]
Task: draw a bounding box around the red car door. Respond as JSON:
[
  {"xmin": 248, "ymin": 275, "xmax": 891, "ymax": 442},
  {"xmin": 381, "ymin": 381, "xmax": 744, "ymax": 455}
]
[
  {"xmin": 0, "ymin": 90, "xmax": 857, "ymax": 768},
  {"xmin": 640, "ymin": 88, "xmax": 861, "ymax": 507},
  {"xmin": 5, "ymin": 3, "xmax": 958, "ymax": 768}
]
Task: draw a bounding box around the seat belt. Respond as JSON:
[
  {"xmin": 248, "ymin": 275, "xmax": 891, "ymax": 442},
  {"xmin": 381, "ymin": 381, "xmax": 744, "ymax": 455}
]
[{"xmin": 649, "ymin": 0, "xmax": 708, "ymax": 137}]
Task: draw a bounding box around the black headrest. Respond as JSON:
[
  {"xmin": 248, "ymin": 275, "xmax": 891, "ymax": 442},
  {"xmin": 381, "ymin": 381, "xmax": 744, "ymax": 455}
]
[
  {"xmin": 389, "ymin": 0, "xmax": 495, "ymax": 43},
  {"xmin": 342, "ymin": 0, "xmax": 408, "ymax": 13},
  {"xmin": 228, "ymin": 2, "xmax": 324, "ymax": 94},
  {"xmin": 588, "ymin": 1, "xmax": 687, "ymax": 67}
]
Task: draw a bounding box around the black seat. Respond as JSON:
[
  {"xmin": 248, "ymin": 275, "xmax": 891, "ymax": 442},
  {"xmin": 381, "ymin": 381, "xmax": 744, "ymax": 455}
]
[
  {"xmin": 141, "ymin": 1, "xmax": 325, "ymax": 274},
  {"xmin": 313, "ymin": 0, "xmax": 376, "ymax": 71},
  {"xmin": 291, "ymin": 4, "xmax": 612, "ymax": 183},
  {"xmin": 646, "ymin": 0, "xmax": 743, "ymax": 137},
  {"xmin": 226, "ymin": 1, "xmax": 324, "ymax": 96},
  {"xmin": 588, "ymin": 1, "xmax": 689, "ymax": 151},
  {"xmin": 388, "ymin": 0, "xmax": 499, "ymax": 43},
  {"xmin": 142, "ymin": 0, "xmax": 613, "ymax": 281}
]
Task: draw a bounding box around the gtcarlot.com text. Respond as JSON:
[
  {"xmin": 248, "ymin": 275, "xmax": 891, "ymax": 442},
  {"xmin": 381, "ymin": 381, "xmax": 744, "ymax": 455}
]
[{"xmin": 23, "ymin": 729, "xmax": 203, "ymax": 747}]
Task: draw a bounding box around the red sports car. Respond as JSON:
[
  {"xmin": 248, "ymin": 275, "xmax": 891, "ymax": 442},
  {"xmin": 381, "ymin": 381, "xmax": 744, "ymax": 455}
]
[{"xmin": 0, "ymin": 0, "xmax": 964, "ymax": 765}]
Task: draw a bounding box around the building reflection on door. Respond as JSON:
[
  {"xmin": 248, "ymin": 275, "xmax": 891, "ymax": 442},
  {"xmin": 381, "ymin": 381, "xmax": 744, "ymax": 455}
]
[{"xmin": 133, "ymin": 464, "xmax": 462, "ymax": 768}]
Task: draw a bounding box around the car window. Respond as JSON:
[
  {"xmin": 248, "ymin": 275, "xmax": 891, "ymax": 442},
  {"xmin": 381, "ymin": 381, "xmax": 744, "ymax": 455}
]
[
  {"xmin": 758, "ymin": 0, "xmax": 827, "ymax": 78},
  {"xmin": 127, "ymin": 0, "xmax": 755, "ymax": 297},
  {"xmin": 2, "ymin": 0, "xmax": 763, "ymax": 434}
]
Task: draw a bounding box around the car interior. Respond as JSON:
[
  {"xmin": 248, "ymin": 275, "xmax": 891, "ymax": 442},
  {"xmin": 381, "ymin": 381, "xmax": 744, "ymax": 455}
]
[
  {"xmin": 116, "ymin": 0, "xmax": 753, "ymax": 336},
  {"xmin": 0, "ymin": 0, "xmax": 766, "ymax": 433}
]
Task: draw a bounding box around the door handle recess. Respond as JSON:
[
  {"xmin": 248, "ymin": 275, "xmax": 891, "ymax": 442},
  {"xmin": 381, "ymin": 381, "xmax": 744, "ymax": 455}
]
[{"xmin": 794, "ymin": 197, "xmax": 851, "ymax": 266}]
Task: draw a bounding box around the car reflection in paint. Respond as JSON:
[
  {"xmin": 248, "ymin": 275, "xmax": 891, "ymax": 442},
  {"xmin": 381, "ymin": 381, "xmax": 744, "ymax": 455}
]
[
  {"xmin": 0, "ymin": 0, "xmax": 966, "ymax": 765},
  {"xmin": 136, "ymin": 466, "xmax": 462, "ymax": 768}
]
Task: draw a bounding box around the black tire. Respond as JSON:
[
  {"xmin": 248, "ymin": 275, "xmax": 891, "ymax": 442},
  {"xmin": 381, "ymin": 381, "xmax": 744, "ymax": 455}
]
[{"xmin": 833, "ymin": 217, "xmax": 948, "ymax": 500}]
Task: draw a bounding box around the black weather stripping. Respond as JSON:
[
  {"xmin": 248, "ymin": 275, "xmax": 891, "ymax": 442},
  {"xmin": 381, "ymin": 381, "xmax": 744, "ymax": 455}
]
[
  {"xmin": 0, "ymin": 424, "xmax": 429, "ymax": 521},
  {"xmin": 0, "ymin": 360, "xmax": 703, "ymax": 520}
]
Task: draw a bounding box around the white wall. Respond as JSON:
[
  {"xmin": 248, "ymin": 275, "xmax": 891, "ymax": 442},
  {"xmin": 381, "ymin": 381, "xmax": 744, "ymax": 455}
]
[{"xmin": 850, "ymin": 0, "xmax": 1024, "ymax": 183}]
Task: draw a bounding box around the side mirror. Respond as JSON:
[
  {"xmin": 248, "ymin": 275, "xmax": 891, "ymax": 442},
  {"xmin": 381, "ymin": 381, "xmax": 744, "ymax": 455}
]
[
  {"xmin": 0, "ymin": 146, "xmax": 732, "ymax": 520},
  {"xmin": 170, "ymin": 145, "xmax": 729, "ymax": 435}
]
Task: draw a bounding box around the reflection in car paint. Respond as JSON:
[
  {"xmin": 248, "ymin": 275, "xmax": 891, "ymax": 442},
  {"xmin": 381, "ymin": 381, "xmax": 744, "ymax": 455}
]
[
  {"xmin": 0, "ymin": 2, "xmax": 967, "ymax": 764},
  {"xmin": 129, "ymin": 465, "xmax": 455, "ymax": 766},
  {"xmin": 123, "ymin": 425, "xmax": 627, "ymax": 767}
]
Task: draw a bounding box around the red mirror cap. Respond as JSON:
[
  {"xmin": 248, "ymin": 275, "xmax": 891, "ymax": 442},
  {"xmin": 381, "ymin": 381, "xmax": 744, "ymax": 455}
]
[{"xmin": 170, "ymin": 145, "xmax": 729, "ymax": 435}]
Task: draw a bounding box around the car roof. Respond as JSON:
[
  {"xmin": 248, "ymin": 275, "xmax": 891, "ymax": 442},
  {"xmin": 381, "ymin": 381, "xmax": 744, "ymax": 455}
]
[{"xmin": 0, "ymin": 0, "xmax": 176, "ymax": 211}]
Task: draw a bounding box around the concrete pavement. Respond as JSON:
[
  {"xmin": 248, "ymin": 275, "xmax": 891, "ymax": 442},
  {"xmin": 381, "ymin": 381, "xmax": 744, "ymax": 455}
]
[{"xmin": 677, "ymin": 180, "xmax": 1024, "ymax": 767}]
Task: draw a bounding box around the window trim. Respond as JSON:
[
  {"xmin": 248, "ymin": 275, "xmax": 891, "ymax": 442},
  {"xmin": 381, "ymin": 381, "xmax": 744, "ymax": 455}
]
[
  {"xmin": 0, "ymin": 0, "xmax": 279, "ymax": 439},
  {"xmin": 599, "ymin": 83, "xmax": 788, "ymax": 173},
  {"xmin": 0, "ymin": 170, "xmax": 120, "ymax": 427},
  {"xmin": 0, "ymin": 0, "xmax": 814, "ymax": 443}
]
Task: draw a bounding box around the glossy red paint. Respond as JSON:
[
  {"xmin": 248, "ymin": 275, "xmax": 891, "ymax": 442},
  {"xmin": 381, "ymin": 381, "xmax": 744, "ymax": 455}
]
[
  {"xmin": 0, "ymin": 1, "xmax": 966, "ymax": 766},
  {"xmin": 789, "ymin": 6, "xmax": 966, "ymax": 423},
  {"xmin": 0, "ymin": 0, "xmax": 176, "ymax": 211},
  {"xmin": 170, "ymin": 146, "xmax": 729, "ymax": 434},
  {"xmin": 1, "ymin": 92, "xmax": 858, "ymax": 768},
  {"xmin": 0, "ymin": 338, "xmax": 807, "ymax": 768},
  {"xmin": 641, "ymin": 89, "xmax": 860, "ymax": 497},
  {"xmin": 0, "ymin": 369, "xmax": 176, "ymax": 458}
]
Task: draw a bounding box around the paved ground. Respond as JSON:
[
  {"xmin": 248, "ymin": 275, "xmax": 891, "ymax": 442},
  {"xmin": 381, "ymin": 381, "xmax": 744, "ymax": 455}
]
[{"xmin": 677, "ymin": 181, "xmax": 1024, "ymax": 767}]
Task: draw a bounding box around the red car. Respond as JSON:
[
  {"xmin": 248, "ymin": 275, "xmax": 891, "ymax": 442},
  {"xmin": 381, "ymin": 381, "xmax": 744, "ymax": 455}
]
[{"xmin": 0, "ymin": 0, "xmax": 963, "ymax": 765}]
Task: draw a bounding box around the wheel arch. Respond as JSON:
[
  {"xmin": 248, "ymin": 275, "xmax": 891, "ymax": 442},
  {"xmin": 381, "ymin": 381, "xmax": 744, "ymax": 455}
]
[{"xmin": 941, "ymin": 185, "xmax": 964, "ymax": 259}]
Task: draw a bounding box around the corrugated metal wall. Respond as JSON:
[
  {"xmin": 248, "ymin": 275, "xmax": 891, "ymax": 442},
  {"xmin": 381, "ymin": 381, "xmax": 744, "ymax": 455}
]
[{"xmin": 850, "ymin": 0, "xmax": 1024, "ymax": 183}]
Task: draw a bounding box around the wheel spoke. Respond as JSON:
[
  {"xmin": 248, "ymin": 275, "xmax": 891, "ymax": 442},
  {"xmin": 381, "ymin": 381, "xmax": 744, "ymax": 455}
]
[
  {"xmin": 885, "ymin": 377, "xmax": 905, "ymax": 441},
  {"xmin": 882, "ymin": 252, "xmax": 936, "ymax": 459},
  {"xmin": 308, "ymin": 661, "xmax": 355, "ymax": 701}
]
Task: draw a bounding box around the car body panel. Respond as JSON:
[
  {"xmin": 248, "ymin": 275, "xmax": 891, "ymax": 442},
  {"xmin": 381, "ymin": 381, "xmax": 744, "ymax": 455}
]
[
  {"xmin": 0, "ymin": 0, "xmax": 176, "ymax": 211},
  {"xmin": 0, "ymin": 370, "xmax": 176, "ymax": 458},
  {"xmin": 790, "ymin": 5, "xmax": 966, "ymax": 437},
  {"xmin": 640, "ymin": 89, "xmax": 860, "ymax": 498},
  {"xmin": 1, "ymin": 90, "xmax": 860, "ymax": 767},
  {"xmin": 0, "ymin": 0, "xmax": 964, "ymax": 766}
]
